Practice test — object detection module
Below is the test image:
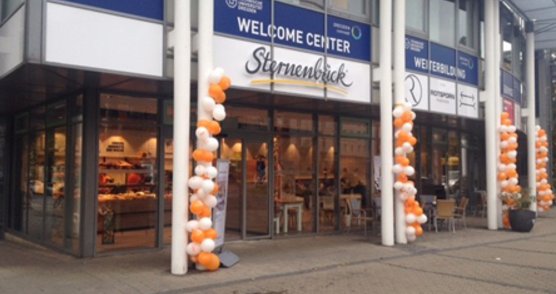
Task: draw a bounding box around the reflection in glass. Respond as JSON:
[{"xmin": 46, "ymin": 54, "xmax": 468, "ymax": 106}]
[
  {"xmin": 220, "ymin": 138, "xmax": 242, "ymax": 241},
  {"xmin": 340, "ymin": 138, "xmax": 369, "ymax": 230},
  {"xmin": 318, "ymin": 137, "xmax": 336, "ymax": 231},
  {"xmin": 274, "ymin": 135, "xmax": 314, "ymax": 233},
  {"xmin": 28, "ymin": 131, "xmax": 45, "ymax": 240},
  {"xmin": 458, "ymin": 0, "xmax": 476, "ymax": 48},
  {"xmin": 430, "ymin": 0, "xmax": 455, "ymax": 46},
  {"xmin": 13, "ymin": 134, "xmax": 28, "ymax": 232},
  {"xmin": 246, "ymin": 140, "xmax": 269, "ymax": 237},
  {"xmin": 70, "ymin": 123, "xmax": 83, "ymax": 254},
  {"xmin": 406, "ymin": 0, "xmax": 425, "ymax": 32},
  {"xmin": 45, "ymin": 127, "xmax": 66, "ymax": 247},
  {"xmin": 97, "ymin": 95, "xmax": 158, "ymax": 252}
]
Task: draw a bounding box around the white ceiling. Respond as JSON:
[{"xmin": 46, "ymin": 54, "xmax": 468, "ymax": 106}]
[{"xmin": 511, "ymin": 0, "xmax": 556, "ymax": 50}]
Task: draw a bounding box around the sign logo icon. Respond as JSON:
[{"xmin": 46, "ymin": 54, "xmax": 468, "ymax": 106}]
[
  {"xmin": 405, "ymin": 74, "xmax": 423, "ymax": 107},
  {"xmin": 351, "ymin": 26, "xmax": 362, "ymax": 40},
  {"xmin": 459, "ymin": 91, "xmax": 476, "ymax": 109},
  {"xmin": 226, "ymin": 0, "xmax": 238, "ymax": 9}
]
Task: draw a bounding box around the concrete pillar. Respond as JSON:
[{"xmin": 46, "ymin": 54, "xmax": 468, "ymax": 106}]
[
  {"xmin": 171, "ymin": 0, "xmax": 191, "ymax": 275},
  {"xmin": 380, "ymin": 0, "xmax": 394, "ymax": 246},
  {"xmin": 526, "ymin": 22, "xmax": 537, "ymax": 212}
]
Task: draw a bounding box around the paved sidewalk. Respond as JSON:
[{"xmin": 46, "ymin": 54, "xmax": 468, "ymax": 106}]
[{"xmin": 1, "ymin": 212, "xmax": 556, "ymax": 294}]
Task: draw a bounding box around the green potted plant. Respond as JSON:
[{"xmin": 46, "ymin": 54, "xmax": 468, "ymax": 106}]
[{"xmin": 507, "ymin": 192, "xmax": 536, "ymax": 232}]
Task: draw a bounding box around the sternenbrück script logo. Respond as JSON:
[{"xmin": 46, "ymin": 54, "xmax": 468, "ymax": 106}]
[{"xmin": 245, "ymin": 47, "xmax": 353, "ymax": 88}]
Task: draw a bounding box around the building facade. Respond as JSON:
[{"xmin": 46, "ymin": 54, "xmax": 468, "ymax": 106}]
[{"xmin": 0, "ymin": 0, "xmax": 544, "ymax": 257}]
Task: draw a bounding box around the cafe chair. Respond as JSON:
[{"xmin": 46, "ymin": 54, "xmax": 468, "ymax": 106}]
[
  {"xmin": 454, "ymin": 197, "xmax": 469, "ymax": 229},
  {"xmin": 320, "ymin": 196, "xmax": 335, "ymax": 225},
  {"xmin": 344, "ymin": 197, "xmax": 373, "ymax": 236},
  {"xmin": 434, "ymin": 199, "xmax": 456, "ymax": 233},
  {"xmin": 420, "ymin": 195, "xmax": 437, "ymax": 231}
]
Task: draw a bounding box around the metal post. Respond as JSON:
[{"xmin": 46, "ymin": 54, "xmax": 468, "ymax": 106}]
[
  {"xmin": 380, "ymin": 0, "xmax": 394, "ymax": 246},
  {"xmin": 526, "ymin": 22, "xmax": 537, "ymax": 212},
  {"xmin": 393, "ymin": 0, "xmax": 407, "ymax": 244},
  {"xmin": 485, "ymin": 0, "xmax": 498, "ymax": 230},
  {"xmin": 171, "ymin": 0, "xmax": 191, "ymax": 276}
]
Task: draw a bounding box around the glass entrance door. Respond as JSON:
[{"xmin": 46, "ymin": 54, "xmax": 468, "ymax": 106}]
[{"xmin": 220, "ymin": 135, "xmax": 271, "ymax": 240}]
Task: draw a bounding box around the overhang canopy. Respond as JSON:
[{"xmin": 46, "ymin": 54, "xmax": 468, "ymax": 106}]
[{"xmin": 512, "ymin": 0, "xmax": 556, "ymax": 50}]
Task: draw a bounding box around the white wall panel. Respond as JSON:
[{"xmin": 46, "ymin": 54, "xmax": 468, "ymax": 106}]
[
  {"xmin": 404, "ymin": 72, "xmax": 429, "ymax": 111},
  {"xmin": 430, "ymin": 77, "xmax": 456, "ymax": 115},
  {"xmin": 45, "ymin": 3, "xmax": 163, "ymax": 77},
  {"xmin": 457, "ymin": 83, "xmax": 479, "ymax": 118},
  {"xmin": 0, "ymin": 7, "xmax": 25, "ymax": 78}
]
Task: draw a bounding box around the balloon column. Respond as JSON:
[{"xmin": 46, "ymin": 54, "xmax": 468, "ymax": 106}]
[
  {"xmin": 498, "ymin": 112, "xmax": 520, "ymax": 228},
  {"xmin": 184, "ymin": 68, "xmax": 230, "ymax": 271},
  {"xmin": 392, "ymin": 102, "xmax": 427, "ymax": 242},
  {"xmin": 536, "ymin": 126, "xmax": 553, "ymax": 212}
]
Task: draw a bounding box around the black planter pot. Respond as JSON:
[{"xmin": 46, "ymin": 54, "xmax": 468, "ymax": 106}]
[{"xmin": 509, "ymin": 209, "xmax": 536, "ymax": 232}]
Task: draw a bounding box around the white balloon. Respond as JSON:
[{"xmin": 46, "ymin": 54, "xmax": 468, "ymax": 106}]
[
  {"xmin": 500, "ymin": 180, "xmax": 508, "ymax": 188},
  {"xmin": 541, "ymin": 179, "xmax": 548, "ymax": 184},
  {"xmin": 536, "ymin": 125, "xmax": 541, "ymax": 131},
  {"xmin": 407, "ymin": 233, "xmax": 417, "ymax": 242},
  {"xmin": 508, "ymin": 126, "xmax": 516, "ymax": 133},
  {"xmin": 190, "ymin": 194, "xmax": 200, "ymax": 203},
  {"xmin": 406, "ymin": 213, "xmax": 416, "ymax": 224},
  {"xmin": 188, "ymin": 176, "xmax": 204, "ymax": 190},
  {"xmin": 507, "ymin": 151, "xmax": 517, "ymax": 159},
  {"xmin": 404, "ymin": 166, "xmax": 415, "ymax": 176},
  {"xmin": 402, "ymin": 123, "xmax": 413, "ymax": 133},
  {"xmin": 201, "ymin": 238, "xmax": 216, "ymax": 253},
  {"xmin": 498, "ymin": 164, "xmax": 507, "ymax": 172},
  {"xmin": 537, "ymin": 159, "xmax": 543, "ymax": 164},
  {"xmin": 201, "ymin": 180, "xmax": 215, "ymax": 194},
  {"xmin": 509, "ymin": 177, "xmax": 518, "ymax": 185},
  {"xmin": 405, "ymin": 226, "xmax": 416, "ymax": 236},
  {"xmin": 508, "ymin": 137, "xmax": 517, "ymax": 144},
  {"xmin": 209, "ymin": 67, "xmax": 225, "ymax": 84},
  {"xmin": 206, "ymin": 166, "xmax": 218, "ymax": 179},
  {"xmin": 548, "ymin": 200, "xmax": 553, "ymax": 206},
  {"xmin": 392, "ymin": 164, "xmax": 403, "ymax": 174},
  {"xmin": 410, "ymin": 111, "xmax": 416, "ymax": 120},
  {"xmin": 538, "ymin": 207, "xmax": 545, "ymax": 212},
  {"xmin": 398, "ymin": 192, "xmax": 408, "ymax": 201},
  {"xmin": 204, "ymin": 195, "xmax": 217, "ymax": 208},
  {"xmin": 395, "ymin": 147, "xmax": 404, "ymax": 156},
  {"xmin": 195, "ymin": 165, "xmax": 207, "ymax": 177},
  {"xmin": 185, "ymin": 220, "xmax": 199, "ymax": 232},
  {"xmin": 394, "ymin": 181, "xmax": 404, "ymax": 190},
  {"xmin": 417, "ymin": 214, "xmax": 428, "ymax": 224},
  {"xmin": 198, "ymin": 217, "xmax": 213, "ymax": 230},
  {"xmin": 500, "ymin": 141, "xmax": 508, "ymax": 148},
  {"xmin": 201, "ymin": 96, "xmax": 216, "ymax": 113},
  {"xmin": 212, "ymin": 104, "xmax": 227, "ymax": 121},
  {"xmin": 393, "ymin": 106, "xmax": 404, "ymax": 118},
  {"xmin": 508, "ymin": 164, "xmax": 517, "ymax": 170},
  {"xmin": 186, "ymin": 242, "xmax": 201, "ymax": 256},
  {"xmin": 195, "ymin": 127, "xmax": 210, "ymax": 141},
  {"xmin": 205, "ymin": 137, "xmax": 220, "ymax": 152},
  {"xmin": 402, "ymin": 143, "xmax": 413, "ymax": 153}
]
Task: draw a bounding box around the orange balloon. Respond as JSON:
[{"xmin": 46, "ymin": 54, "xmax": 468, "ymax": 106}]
[
  {"xmin": 204, "ymin": 228, "xmax": 218, "ymax": 240},
  {"xmin": 199, "ymin": 206, "xmax": 212, "ymax": 218},
  {"xmin": 394, "ymin": 118, "xmax": 404, "ymax": 129},
  {"xmin": 398, "ymin": 174, "xmax": 408, "ymax": 183},
  {"xmin": 497, "ymin": 172, "xmax": 507, "ymax": 181},
  {"xmin": 539, "ymin": 129, "xmax": 546, "ymax": 136},
  {"xmin": 197, "ymin": 252, "xmax": 212, "ymax": 267},
  {"xmin": 208, "ymin": 121, "xmax": 222, "ymax": 135},
  {"xmin": 401, "ymin": 111, "xmax": 413, "ymax": 122},
  {"xmin": 409, "ymin": 136, "xmax": 417, "ymax": 146},
  {"xmin": 209, "ymin": 84, "xmax": 224, "ymax": 100},
  {"xmin": 212, "ymin": 183, "xmax": 220, "ymax": 194},
  {"xmin": 406, "ymin": 198, "xmax": 416, "ymax": 207},
  {"xmin": 507, "ymin": 169, "xmax": 517, "ymax": 178},
  {"xmin": 398, "ymin": 131, "xmax": 410, "ymax": 142},
  {"xmin": 206, "ymin": 253, "xmax": 220, "ymax": 271},
  {"xmin": 198, "ymin": 120, "xmax": 212, "ymax": 130},
  {"xmin": 193, "ymin": 150, "xmax": 214, "ymax": 163},
  {"xmin": 414, "ymin": 207, "xmax": 423, "ymax": 216},
  {"xmin": 500, "ymin": 133, "xmax": 510, "ymax": 141},
  {"xmin": 190, "ymin": 200, "xmax": 205, "ymax": 215},
  {"xmin": 503, "ymin": 119, "xmax": 512, "ymax": 126},
  {"xmin": 501, "ymin": 112, "xmax": 510, "ymax": 119},
  {"xmin": 404, "ymin": 206, "xmax": 412, "ymax": 214},
  {"xmin": 415, "ymin": 225, "xmax": 423, "ymax": 236},
  {"xmin": 219, "ymin": 76, "xmax": 231, "ymax": 91},
  {"xmin": 191, "ymin": 229, "xmax": 205, "ymax": 243}
]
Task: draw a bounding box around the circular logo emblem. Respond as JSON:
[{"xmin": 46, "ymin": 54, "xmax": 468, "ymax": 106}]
[
  {"xmin": 405, "ymin": 74, "xmax": 423, "ymax": 107},
  {"xmin": 226, "ymin": 0, "xmax": 238, "ymax": 9},
  {"xmin": 351, "ymin": 26, "xmax": 362, "ymax": 40}
]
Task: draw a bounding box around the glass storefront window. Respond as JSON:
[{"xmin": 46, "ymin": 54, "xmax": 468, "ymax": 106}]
[
  {"xmin": 319, "ymin": 115, "xmax": 336, "ymax": 136},
  {"xmin": 318, "ymin": 136, "xmax": 336, "ymax": 231},
  {"xmin": 275, "ymin": 111, "xmax": 313, "ymax": 133},
  {"xmin": 330, "ymin": 0, "xmax": 368, "ymax": 17},
  {"xmin": 406, "ymin": 0, "xmax": 426, "ymax": 32},
  {"xmin": 28, "ymin": 131, "xmax": 45, "ymax": 240},
  {"xmin": 278, "ymin": 0, "xmax": 325, "ymax": 10},
  {"xmin": 70, "ymin": 122, "xmax": 82, "ymax": 254},
  {"xmin": 97, "ymin": 94, "xmax": 158, "ymax": 252},
  {"xmin": 44, "ymin": 127, "xmax": 67, "ymax": 247},
  {"xmin": 501, "ymin": 6, "xmax": 513, "ymax": 71},
  {"xmin": 224, "ymin": 106, "xmax": 269, "ymax": 131},
  {"xmin": 430, "ymin": 0, "xmax": 455, "ymax": 47},
  {"xmin": 458, "ymin": 0, "xmax": 476, "ymax": 48},
  {"xmin": 1, "ymin": 0, "xmax": 23, "ymax": 21}
]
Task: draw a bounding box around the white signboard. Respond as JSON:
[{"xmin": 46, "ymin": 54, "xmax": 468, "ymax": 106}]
[
  {"xmin": 429, "ymin": 77, "xmax": 456, "ymax": 115},
  {"xmin": 404, "ymin": 72, "xmax": 429, "ymax": 111},
  {"xmin": 213, "ymin": 35, "xmax": 371, "ymax": 103},
  {"xmin": 214, "ymin": 159, "xmax": 230, "ymax": 248},
  {"xmin": 457, "ymin": 84, "xmax": 479, "ymax": 118}
]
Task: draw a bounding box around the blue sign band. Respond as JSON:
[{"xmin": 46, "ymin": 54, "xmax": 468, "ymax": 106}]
[
  {"xmin": 61, "ymin": 0, "xmax": 163, "ymax": 20},
  {"xmin": 430, "ymin": 43, "xmax": 457, "ymax": 80},
  {"xmin": 457, "ymin": 51, "xmax": 479, "ymax": 85},
  {"xmin": 214, "ymin": 0, "xmax": 371, "ymax": 62},
  {"xmin": 405, "ymin": 35, "xmax": 429, "ymax": 74}
]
